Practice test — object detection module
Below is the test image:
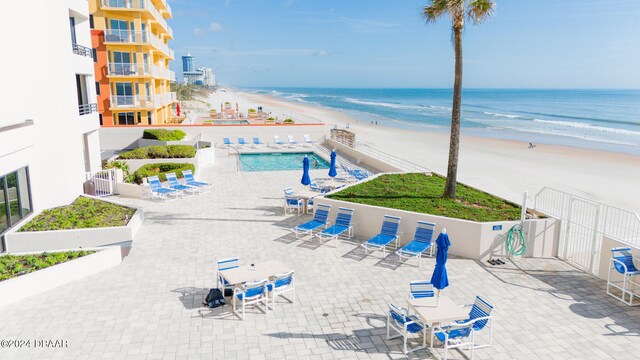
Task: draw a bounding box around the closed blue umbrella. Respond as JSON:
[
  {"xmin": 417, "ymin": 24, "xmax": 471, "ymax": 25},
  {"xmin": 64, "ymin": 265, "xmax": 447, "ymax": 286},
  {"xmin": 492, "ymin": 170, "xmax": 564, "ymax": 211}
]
[
  {"xmin": 328, "ymin": 150, "xmax": 337, "ymax": 177},
  {"xmin": 301, "ymin": 155, "xmax": 311, "ymax": 186},
  {"xmin": 430, "ymin": 229, "xmax": 450, "ymax": 301}
]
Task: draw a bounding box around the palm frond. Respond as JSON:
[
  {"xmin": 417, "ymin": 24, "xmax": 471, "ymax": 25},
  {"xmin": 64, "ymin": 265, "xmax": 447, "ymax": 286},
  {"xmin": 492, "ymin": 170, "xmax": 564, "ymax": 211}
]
[
  {"xmin": 467, "ymin": 0, "xmax": 495, "ymax": 25},
  {"xmin": 422, "ymin": 0, "xmax": 451, "ymax": 23}
]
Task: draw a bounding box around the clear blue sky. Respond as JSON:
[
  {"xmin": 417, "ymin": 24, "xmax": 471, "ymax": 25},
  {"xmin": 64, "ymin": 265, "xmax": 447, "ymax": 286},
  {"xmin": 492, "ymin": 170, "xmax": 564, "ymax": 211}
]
[{"xmin": 168, "ymin": 0, "xmax": 640, "ymax": 88}]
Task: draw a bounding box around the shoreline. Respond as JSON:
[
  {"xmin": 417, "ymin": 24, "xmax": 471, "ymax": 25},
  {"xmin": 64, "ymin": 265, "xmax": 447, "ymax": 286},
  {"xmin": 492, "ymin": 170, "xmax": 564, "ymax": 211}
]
[{"xmin": 200, "ymin": 87, "xmax": 640, "ymax": 211}]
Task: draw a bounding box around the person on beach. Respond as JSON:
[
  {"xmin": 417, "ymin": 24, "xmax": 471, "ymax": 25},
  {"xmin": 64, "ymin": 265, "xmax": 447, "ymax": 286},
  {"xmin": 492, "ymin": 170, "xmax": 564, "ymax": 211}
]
[
  {"xmin": 529, "ymin": 142, "xmax": 536, "ymax": 149},
  {"xmin": 314, "ymin": 159, "xmax": 319, "ymax": 168}
]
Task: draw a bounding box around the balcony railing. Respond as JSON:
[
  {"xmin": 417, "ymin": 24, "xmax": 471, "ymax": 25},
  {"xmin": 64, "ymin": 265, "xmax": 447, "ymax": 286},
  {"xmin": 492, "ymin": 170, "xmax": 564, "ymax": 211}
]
[
  {"xmin": 79, "ymin": 103, "xmax": 98, "ymax": 115},
  {"xmin": 110, "ymin": 95, "xmax": 140, "ymax": 108},
  {"xmin": 107, "ymin": 62, "xmax": 150, "ymax": 77},
  {"xmin": 101, "ymin": 0, "xmax": 173, "ymax": 37},
  {"xmin": 72, "ymin": 43, "xmax": 93, "ymax": 58},
  {"xmin": 104, "ymin": 29, "xmax": 174, "ymax": 58}
]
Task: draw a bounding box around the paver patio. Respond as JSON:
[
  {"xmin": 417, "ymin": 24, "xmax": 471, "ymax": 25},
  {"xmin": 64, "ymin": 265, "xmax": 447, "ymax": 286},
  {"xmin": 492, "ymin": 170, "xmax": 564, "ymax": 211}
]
[{"xmin": 1, "ymin": 149, "xmax": 639, "ymax": 360}]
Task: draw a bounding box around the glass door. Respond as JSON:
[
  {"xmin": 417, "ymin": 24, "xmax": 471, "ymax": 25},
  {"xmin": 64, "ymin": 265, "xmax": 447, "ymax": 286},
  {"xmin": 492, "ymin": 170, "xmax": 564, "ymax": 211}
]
[
  {"xmin": 109, "ymin": 19, "xmax": 129, "ymax": 42},
  {"xmin": 113, "ymin": 51, "xmax": 132, "ymax": 75},
  {"xmin": 115, "ymin": 82, "xmax": 133, "ymax": 106}
]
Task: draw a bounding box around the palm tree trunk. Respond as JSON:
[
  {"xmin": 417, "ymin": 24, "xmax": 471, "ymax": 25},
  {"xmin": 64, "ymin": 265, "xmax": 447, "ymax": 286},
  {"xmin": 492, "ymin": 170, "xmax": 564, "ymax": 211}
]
[{"xmin": 443, "ymin": 18, "xmax": 464, "ymax": 199}]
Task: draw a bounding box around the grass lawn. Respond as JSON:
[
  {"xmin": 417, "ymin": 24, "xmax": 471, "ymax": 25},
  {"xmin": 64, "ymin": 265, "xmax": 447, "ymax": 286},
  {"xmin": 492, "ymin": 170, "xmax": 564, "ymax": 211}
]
[
  {"xmin": 326, "ymin": 173, "xmax": 521, "ymax": 222},
  {"xmin": 19, "ymin": 196, "xmax": 136, "ymax": 232},
  {"xmin": 0, "ymin": 251, "xmax": 94, "ymax": 281}
]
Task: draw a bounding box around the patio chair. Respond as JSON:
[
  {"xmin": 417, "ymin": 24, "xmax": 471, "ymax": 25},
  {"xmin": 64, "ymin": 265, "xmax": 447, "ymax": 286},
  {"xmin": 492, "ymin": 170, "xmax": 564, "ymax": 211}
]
[
  {"xmin": 273, "ymin": 135, "xmax": 285, "ymax": 147},
  {"xmin": 165, "ymin": 172, "xmax": 198, "ymax": 196},
  {"xmin": 396, "ymin": 221, "xmax": 436, "ymax": 267},
  {"xmin": 223, "ymin": 137, "xmax": 234, "ymax": 147},
  {"xmin": 409, "ymin": 280, "xmax": 435, "ymax": 299},
  {"xmin": 315, "ymin": 207, "xmax": 354, "ymax": 247},
  {"xmin": 287, "ymin": 135, "xmax": 298, "ymax": 146},
  {"xmin": 216, "ymin": 257, "xmax": 240, "ymax": 291},
  {"xmin": 237, "ymin": 137, "xmax": 247, "ymax": 147},
  {"xmin": 386, "ymin": 303, "xmax": 427, "ymax": 354},
  {"xmin": 267, "ymin": 270, "xmax": 295, "ymax": 310},
  {"xmin": 283, "ymin": 187, "xmax": 304, "ymax": 216},
  {"xmin": 303, "ymin": 134, "xmax": 314, "ymax": 145},
  {"xmin": 362, "ymin": 215, "xmax": 402, "ymax": 256},
  {"xmin": 146, "ymin": 176, "xmax": 179, "ymax": 202},
  {"xmin": 233, "ymin": 278, "xmax": 269, "ymax": 320},
  {"xmin": 181, "ymin": 169, "xmax": 213, "ymax": 193},
  {"xmin": 291, "ymin": 204, "xmax": 331, "ymax": 238},
  {"xmin": 433, "ymin": 295, "xmax": 494, "ymax": 360},
  {"xmin": 252, "ymin": 136, "xmax": 265, "ymax": 147},
  {"xmin": 607, "ymin": 247, "xmax": 640, "ymax": 306},
  {"xmin": 309, "ymin": 179, "xmax": 329, "ymax": 193}
]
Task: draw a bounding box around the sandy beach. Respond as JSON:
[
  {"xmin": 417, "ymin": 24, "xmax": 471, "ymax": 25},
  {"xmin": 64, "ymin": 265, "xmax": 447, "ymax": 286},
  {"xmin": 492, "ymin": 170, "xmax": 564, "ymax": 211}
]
[{"xmin": 200, "ymin": 88, "xmax": 640, "ymax": 212}]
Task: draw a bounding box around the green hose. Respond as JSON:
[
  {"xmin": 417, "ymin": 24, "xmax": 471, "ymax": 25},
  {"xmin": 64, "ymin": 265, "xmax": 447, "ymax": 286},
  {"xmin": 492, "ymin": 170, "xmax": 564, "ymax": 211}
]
[{"xmin": 506, "ymin": 224, "xmax": 527, "ymax": 256}]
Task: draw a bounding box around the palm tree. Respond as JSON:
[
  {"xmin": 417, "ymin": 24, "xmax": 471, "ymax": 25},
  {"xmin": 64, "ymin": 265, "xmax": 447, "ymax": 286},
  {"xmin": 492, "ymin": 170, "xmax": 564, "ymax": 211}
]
[{"xmin": 423, "ymin": 0, "xmax": 495, "ymax": 198}]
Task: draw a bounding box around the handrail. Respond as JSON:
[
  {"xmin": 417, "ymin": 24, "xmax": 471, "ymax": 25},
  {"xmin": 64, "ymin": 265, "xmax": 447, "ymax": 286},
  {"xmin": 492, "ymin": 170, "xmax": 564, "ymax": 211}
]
[{"xmin": 354, "ymin": 141, "xmax": 431, "ymax": 173}]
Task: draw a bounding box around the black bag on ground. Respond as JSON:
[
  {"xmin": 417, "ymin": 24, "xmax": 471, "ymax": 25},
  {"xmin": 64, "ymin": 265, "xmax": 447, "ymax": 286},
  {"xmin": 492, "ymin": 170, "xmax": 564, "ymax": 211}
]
[
  {"xmin": 204, "ymin": 288, "xmax": 225, "ymax": 308},
  {"xmin": 224, "ymin": 288, "xmax": 234, "ymax": 297}
]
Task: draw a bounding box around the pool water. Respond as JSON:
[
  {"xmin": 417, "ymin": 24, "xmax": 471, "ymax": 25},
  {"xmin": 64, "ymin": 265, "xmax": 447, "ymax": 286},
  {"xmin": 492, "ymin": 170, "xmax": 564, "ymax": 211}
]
[
  {"xmin": 239, "ymin": 152, "xmax": 330, "ymax": 172},
  {"xmin": 212, "ymin": 120, "xmax": 249, "ymax": 124}
]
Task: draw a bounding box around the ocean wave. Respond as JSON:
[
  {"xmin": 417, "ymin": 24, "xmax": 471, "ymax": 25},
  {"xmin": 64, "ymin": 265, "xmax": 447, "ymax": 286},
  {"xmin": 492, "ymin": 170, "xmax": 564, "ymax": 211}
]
[
  {"xmin": 533, "ymin": 119, "xmax": 640, "ymax": 136},
  {"xmin": 343, "ymin": 98, "xmax": 431, "ymax": 111},
  {"xmin": 500, "ymin": 126, "xmax": 640, "ymax": 147},
  {"xmin": 483, "ymin": 111, "xmax": 531, "ymax": 120},
  {"xmin": 520, "ymin": 110, "xmax": 640, "ymax": 127}
]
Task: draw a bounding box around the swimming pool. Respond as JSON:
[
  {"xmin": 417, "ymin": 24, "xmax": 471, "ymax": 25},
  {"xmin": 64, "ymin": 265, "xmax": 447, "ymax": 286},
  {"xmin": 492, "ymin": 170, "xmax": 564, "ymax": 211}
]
[
  {"xmin": 239, "ymin": 152, "xmax": 330, "ymax": 172},
  {"xmin": 211, "ymin": 120, "xmax": 249, "ymax": 125}
]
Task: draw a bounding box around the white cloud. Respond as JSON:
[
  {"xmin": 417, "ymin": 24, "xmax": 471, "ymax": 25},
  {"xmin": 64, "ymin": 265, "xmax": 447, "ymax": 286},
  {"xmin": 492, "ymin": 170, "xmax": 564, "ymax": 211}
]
[
  {"xmin": 193, "ymin": 27, "xmax": 207, "ymax": 37},
  {"xmin": 209, "ymin": 22, "xmax": 223, "ymax": 32}
]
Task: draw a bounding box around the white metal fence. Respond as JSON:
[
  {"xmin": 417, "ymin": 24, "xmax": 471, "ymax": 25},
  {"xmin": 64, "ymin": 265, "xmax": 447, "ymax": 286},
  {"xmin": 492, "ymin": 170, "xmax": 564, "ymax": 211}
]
[
  {"xmin": 534, "ymin": 187, "xmax": 640, "ymax": 274},
  {"xmin": 85, "ymin": 169, "xmax": 117, "ymax": 197}
]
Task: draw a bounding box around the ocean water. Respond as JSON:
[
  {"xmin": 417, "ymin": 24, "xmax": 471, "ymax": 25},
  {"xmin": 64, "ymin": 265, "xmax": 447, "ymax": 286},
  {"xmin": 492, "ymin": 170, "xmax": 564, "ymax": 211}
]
[{"xmin": 245, "ymin": 88, "xmax": 640, "ymax": 155}]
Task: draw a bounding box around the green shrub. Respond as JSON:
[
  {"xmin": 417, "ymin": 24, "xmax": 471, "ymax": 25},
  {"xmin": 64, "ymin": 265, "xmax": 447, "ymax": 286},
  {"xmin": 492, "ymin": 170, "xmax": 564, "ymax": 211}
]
[
  {"xmin": 283, "ymin": 118, "xmax": 295, "ymax": 123},
  {"xmin": 1, "ymin": 251, "xmax": 95, "ymax": 282},
  {"xmin": 118, "ymin": 145, "xmax": 195, "ymax": 160},
  {"xmin": 118, "ymin": 148, "xmax": 148, "ymax": 159},
  {"xmin": 166, "ymin": 145, "xmax": 196, "ymax": 158},
  {"xmin": 147, "ymin": 146, "xmax": 169, "ymax": 158},
  {"xmin": 19, "ymin": 197, "xmax": 136, "ymax": 232},
  {"xmin": 142, "ymin": 129, "xmax": 186, "ymax": 141},
  {"xmin": 133, "ymin": 163, "xmax": 195, "ymax": 184},
  {"xmin": 248, "ymin": 108, "xmax": 257, "ymax": 113},
  {"xmin": 267, "ymin": 117, "xmax": 275, "ymax": 121}
]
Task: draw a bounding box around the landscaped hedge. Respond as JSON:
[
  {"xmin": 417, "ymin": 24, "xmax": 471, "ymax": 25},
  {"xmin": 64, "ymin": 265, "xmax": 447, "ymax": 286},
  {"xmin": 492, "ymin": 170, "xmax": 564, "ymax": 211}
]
[
  {"xmin": 142, "ymin": 129, "xmax": 186, "ymax": 141},
  {"xmin": 133, "ymin": 163, "xmax": 195, "ymax": 184},
  {"xmin": 19, "ymin": 197, "xmax": 136, "ymax": 232},
  {"xmin": 0, "ymin": 251, "xmax": 95, "ymax": 281},
  {"xmin": 118, "ymin": 145, "xmax": 195, "ymax": 159}
]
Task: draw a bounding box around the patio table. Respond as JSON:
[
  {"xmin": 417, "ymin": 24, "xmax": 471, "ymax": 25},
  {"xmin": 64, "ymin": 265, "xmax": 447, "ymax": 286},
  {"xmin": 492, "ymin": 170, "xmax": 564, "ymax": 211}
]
[
  {"xmin": 294, "ymin": 189, "xmax": 319, "ymax": 213},
  {"xmin": 408, "ymin": 296, "xmax": 469, "ymax": 349},
  {"xmin": 221, "ymin": 260, "xmax": 291, "ymax": 286}
]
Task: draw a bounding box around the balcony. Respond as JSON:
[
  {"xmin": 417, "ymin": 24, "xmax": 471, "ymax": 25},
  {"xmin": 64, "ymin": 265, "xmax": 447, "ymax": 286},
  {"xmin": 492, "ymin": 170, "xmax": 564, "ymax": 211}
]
[
  {"xmin": 79, "ymin": 103, "xmax": 98, "ymax": 115},
  {"xmin": 110, "ymin": 95, "xmax": 158, "ymax": 109},
  {"xmin": 101, "ymin": 0, "xmax": 173, "ymax": 37},
  {"xmin": 103, "ymin": 29, "xmax": 174, "ymax": 58},
  {"xmin": 72, "ymin": 43, "xmax": 93, "ymax": 58},
  {"xmin": 107, "ymin": 62, "xmax": 150, "ymax": 77}
]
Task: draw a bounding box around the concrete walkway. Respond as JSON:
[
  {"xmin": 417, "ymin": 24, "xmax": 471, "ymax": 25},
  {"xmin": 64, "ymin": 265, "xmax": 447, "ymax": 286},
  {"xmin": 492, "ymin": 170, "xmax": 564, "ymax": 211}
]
[{"xmin": 1, "ymin": 150, "xmax": 639, "ymax": 360}]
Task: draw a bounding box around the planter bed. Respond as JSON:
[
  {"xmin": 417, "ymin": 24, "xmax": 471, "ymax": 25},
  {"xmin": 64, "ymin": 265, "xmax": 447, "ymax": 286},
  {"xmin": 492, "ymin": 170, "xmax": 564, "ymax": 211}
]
[
  {"xmin": 0, "ymin": 247, "xmax": 123, "ymax": 308},
  {"xmin": 3, "ymin": 198, "xmax": 143, "ymax": 253}
]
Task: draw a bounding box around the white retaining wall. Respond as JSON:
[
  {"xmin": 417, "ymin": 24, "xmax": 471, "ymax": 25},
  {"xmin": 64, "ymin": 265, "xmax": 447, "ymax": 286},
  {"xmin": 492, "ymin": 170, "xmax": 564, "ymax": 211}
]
[{"xmin": 0, "ymin": 246, "xmax": 122, "ymax": 308}]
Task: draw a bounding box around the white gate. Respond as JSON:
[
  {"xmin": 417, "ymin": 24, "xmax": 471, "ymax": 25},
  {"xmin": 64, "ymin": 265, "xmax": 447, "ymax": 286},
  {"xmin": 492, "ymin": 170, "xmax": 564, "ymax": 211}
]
[
  {"xmin": 86, "ymin": 169, "xmax": 117, "ymax": 197},
  {"xmin": 534, "ymin": 187, "xmax": 640, "ymax": 275}
]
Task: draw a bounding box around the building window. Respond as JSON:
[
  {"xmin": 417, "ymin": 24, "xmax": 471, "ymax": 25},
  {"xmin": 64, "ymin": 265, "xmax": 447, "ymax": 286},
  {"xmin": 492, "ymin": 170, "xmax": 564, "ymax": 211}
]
[
  {"xmin": 95, "ymin": 81, "xmax": 100, "ymax": 96},
  {"xmin": 69, "ymin": 17, "xmax": 77, "ymax": 45},
  {"xmin": 147, "ymin": 111, "xmax": 152, "ymax": 125},
  {"xmin": 118, "ymin": 112, "xmax": 135, "ymax": 125},
  {"xmin": 89, "ymin": 14, "xmax": 94, "ymax": 29},
  {"xmin": 99, "ymin": 114, "xmax": 103, "ymax": 126},
  {"xmin": 0, "ymin": 167, "xmax": 32, "ymax": 235},
  {"xmin": 92, "ymin": 48, "xmax": 97, "ymax": 62}
]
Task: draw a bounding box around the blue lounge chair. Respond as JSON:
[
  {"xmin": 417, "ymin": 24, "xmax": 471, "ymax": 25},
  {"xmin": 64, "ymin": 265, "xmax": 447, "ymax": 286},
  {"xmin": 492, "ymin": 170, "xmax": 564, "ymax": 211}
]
[
  {"xmin": 303, "ymin": 134, "xmax": 314, "ymax": 145},
  {"xmin": 273, "ymin": 135, "xmax": 285, "ymax": 147},
  {"xmin": 223, "ymin": 137, "xmax": 234, "ymax": 147},
  {"xmin": 607, "ymin": 247, "xmax": 640, "ymax": 306},
  {"xmin": 396, "ymin": 221, "xmax": 436, "ymax": 267},
  {"xmin": 309, "ymin": 179, "xmax": 329, "ymax": 193},
  {"xmin": 287, "ymin": 135, "xmax": 298, "ymax": 146},
  {"xmin": 181, "ymin": 170, "xmax": 213, "ymax": 193},
  {"xmin": 315, "ymin": 207, "xmax": 354, "ymax": 246},
  {"xmin": 146, "ymin": 176, "xmax": 179, "ymax": 201},
  {"xmin": 253, "ymin": 137, "xmax": 264, "ymax": 146},
  {"xmin": 165, "ymin": 172, "xmax": 198, "ymax": 196},
  {"xmin": 291, "ymin": 204, "xmax": 331, "ymax": 238},
  {"xmin": 283, "ymin": 187, "xmax": 304, "ymax": 216},
  {"xmin": 362, "ymin": 215, "xmax": 401, "ymax": 256},
  {"xmin": 237, "ymin": 137, "xmax": 247, "ymax": 146},
  {"xmin": 409, "ymin": 280, "xmax": 435, "ymax": 299},
  {"xmin": 386, "ymin": 303, "xmax": 427, "ymax": 354},
  {"xmin": 433, "ymin": 296, "xmax": 494, "ymax": 359}
]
